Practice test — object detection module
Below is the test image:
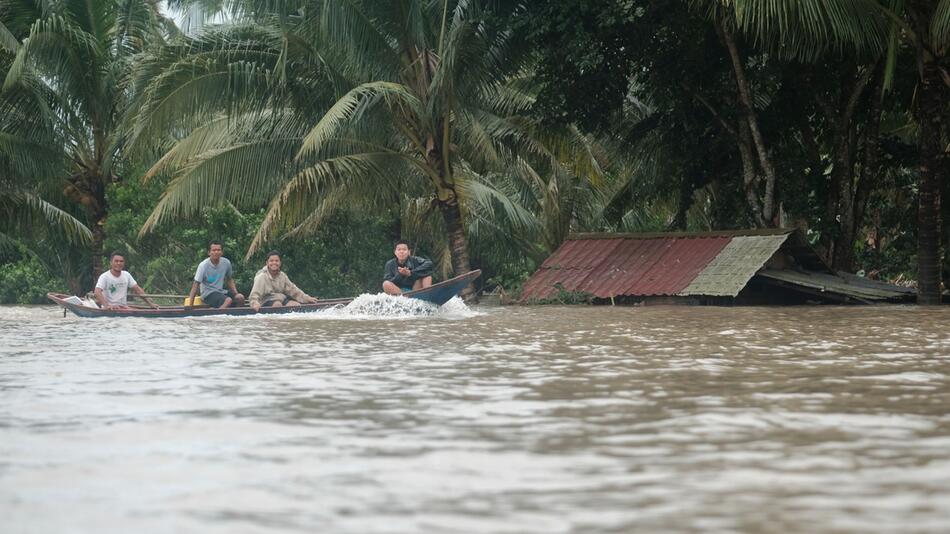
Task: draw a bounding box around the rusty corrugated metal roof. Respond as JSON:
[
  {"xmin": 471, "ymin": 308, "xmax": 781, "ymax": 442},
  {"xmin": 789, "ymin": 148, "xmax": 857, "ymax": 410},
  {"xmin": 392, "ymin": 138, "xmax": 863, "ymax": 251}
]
[
  {"xmin": 519, "ymin": 229, "xmax": 913, "ymax": 304},
  {"xmin": 518, "ymin": 238, "xmax": 621, "ymax": 300},
  {"xmin": 568, "ymin": 228, "xmax": 792, "ymax": 240},
  {"xmin": 520, "ymin": 231, "xmax": 762, "ymax": 301},
  {"xmin": 576, "ymin": 236, "xmax": 730, "ymax": 297}
]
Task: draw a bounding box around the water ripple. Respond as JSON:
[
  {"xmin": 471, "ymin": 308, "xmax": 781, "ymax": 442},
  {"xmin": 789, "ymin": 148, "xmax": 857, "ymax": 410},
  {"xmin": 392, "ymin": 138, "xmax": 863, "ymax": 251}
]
[{"xmin": 2, "ymin": 304, "xmax": 950, "ymax": 532}]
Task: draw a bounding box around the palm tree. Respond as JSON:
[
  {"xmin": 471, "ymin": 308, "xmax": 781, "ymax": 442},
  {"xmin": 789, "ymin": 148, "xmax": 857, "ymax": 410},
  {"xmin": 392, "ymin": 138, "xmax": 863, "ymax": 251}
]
[
  {"xmin": 309, "ymin": 2, "xmax": 516, "ymax": 288},
  {"xmin": 903, "ymin": 0, "xmax": 950, "ymax": 304},
  {"xmin": 2, "ymin": 0, "xmax": 174, "ymax": 279},
  {"xmin": 0, "ymin": 18, "xmax": 90, "ymax": 255},
  {"xmin": 135, "ymin": 1, "xmax": 596, "ymax": 299},
  {"xmin": 721, "ymin": 0, "xmax": 948, "ymax": 302}
]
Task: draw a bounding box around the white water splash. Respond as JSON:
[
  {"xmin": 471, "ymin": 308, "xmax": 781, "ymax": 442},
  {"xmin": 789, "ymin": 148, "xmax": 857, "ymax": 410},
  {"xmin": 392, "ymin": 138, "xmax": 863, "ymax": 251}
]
[
  {"xmin": 437, "ymin": 296, "xmax": 480, "ymax": 317},
  {"xmin": 325, "ymin": 292, "xmax": 443, "ymax": 319},
  {"xmin": 320, "ymin": 294, "xmax": 479, "ymax": 320},
  {"xmin": 236, "ymin": 294, "xmax": 480, "ymax": 321}
]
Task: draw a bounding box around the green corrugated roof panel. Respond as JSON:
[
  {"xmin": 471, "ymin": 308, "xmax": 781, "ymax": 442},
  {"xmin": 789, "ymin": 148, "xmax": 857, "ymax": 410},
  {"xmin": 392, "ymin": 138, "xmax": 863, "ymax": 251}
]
[
  {"xmin": 679, "ymin": 234, "xmax": 790, "ymax": 296},
  {"xmin": 757, "ymin": 269, "xmax": 915, "ymax": 301}
]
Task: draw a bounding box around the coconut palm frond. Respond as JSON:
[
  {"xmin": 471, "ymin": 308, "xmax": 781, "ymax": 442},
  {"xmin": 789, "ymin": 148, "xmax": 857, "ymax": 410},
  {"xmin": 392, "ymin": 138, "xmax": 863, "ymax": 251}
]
[
  {"xmin": 4, "ymin": 14, "xmax": 102, "ymax": 94},
  {"xmin": 248, "ymin": 151, "xmax": 414, "ymax": 254},
  {"xmin": 142, "ymin": 110, "xmax": 304, "ymax": 181},
  {"xmin": 0, "ymin": 20, "xmax": 19, "ymax": 52},
  {"xmin": 715, "ymin": 0, "xmax": 890, "ymax": 61},
  {"xmin": 280, "ymin": 187, "xmax": 350, "ymax": 241},
  {"xmin": 0, "ymin": 132, "xmax": 62, "ymax": 182},
  {"xmin": 934, "ymin": 0, "xmax": 950, "ymax": 51},
  {"xmin": 296, "ymin": 81, "xmax": 420, "ymax": 161},
  {"xmin": 400, "ymin": 195, "xmax": 454, "ymax": 277},
  {"xmin": 132, "ymin": 53, "xmax": 279, "ymax": 149},
  {"xmin": 139, "ymin": 135, "xmax": 302, "ymax": 235},
  {"xmin": 453, "ymin": 109, "xmax": 503, "ymax": 169},
  {"xmin": 456, "ymin": 172, "xmax": 539, "ymax": 235},
  {"xmin": 0, "ymin": 190, "xmax": 92, "ymax": 245},
  {"xmin": 315, "ymin": 0, "xmax": 402, "ymax": 81},
  {"xmin": 113, "ymin": 0, "xmax": 165, "ymax": 57}
]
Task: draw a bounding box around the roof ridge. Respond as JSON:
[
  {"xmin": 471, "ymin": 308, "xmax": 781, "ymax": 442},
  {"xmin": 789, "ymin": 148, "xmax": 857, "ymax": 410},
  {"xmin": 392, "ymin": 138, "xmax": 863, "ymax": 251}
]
[{"xmin": 567, "ymin": 228, "xmax": 794, "ymax": 240}]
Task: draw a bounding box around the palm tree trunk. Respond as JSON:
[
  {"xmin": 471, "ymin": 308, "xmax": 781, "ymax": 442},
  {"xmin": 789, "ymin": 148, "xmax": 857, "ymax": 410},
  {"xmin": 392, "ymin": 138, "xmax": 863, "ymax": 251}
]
[
  {"xmin": 425, "ymin": 129, "xmax": 476, "ymax": 302},
  {"xmin": 717, "ymin": 16, "xmax": 777, "ymax": 223},
  {"xmin": 915, "ymin": 59, "xmax": 944, "ymax": 304},
  {"xmin": 737, "ymin": 120, "xmax": 768, "ymax": 227},
  {"xmin": 65, "ymin": 171, "xmax": 109, "ymax": 283},
  {"xmin": 91, "ymin": 218, "xmax": 105, "ymax": 280},
  {"xmin": 89, "ymin": 171, "xmax": 109, "ymax": 282},
  {"xmin": 670, "ymin": 172, "xmax": 693, "ymax": 230},
  {"xmin": 829, "ymin": 127, "xmax": 859, "ymax": 270},
  {"xmin": 907, "ymin": 0, "xmax": 947, "ymax": 304},
  {"xmin": 437, "ymin": 193, "xmax": 475, "ymax": 302},
  {"xmin": 388, "ymin": 197, "xmax": 402, "ymax": 246}
]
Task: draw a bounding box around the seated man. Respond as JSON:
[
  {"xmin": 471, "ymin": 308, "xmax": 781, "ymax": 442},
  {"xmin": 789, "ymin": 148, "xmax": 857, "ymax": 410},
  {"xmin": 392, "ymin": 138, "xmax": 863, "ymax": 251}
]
[
  {"xmin": 94, "ymin": 252, "xmax": 159, "ymax": 310},
  {"xmin": 248, "ymin": 251, "xmax": 318, "ymax": 311},
  {"xmin": 188, "ymin": 240, "xmax": 245, "ymax": 309},
  {"xmin": 382, "ymin": 240, "xmax": 433, "ymax": 295}
]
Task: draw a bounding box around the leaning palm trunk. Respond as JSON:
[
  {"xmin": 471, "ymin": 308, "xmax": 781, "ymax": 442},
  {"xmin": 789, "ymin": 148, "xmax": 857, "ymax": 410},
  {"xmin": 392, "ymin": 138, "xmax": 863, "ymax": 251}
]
[
  {"xmin": 438, "ymin": 194, "xmax": 474, "ymax": 300},
  {"xmin": 716, "ymin": 15, "xmax": 777, "ymax": 226},
  {"xmin": 427, "ymin": 127, "xmax": 475, "ymax": 299}
]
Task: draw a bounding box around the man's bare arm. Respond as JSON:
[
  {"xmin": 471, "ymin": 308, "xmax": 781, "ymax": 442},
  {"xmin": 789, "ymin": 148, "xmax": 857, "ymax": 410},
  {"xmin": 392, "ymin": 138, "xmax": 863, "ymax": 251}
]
[
  {"xmin": 94, "ymin": 287, "xmax": 108, "ymax": 308},
  {"xmin": 187, "ymin": 281, "xmax": 200, "ymax": 306},
  {"xmin": 133, "ymin": 285, "xmax": 159, "ymax": 309},
  {"xmin": 227, "ymin": 278, "xmax": 241, "ymax": 295}
]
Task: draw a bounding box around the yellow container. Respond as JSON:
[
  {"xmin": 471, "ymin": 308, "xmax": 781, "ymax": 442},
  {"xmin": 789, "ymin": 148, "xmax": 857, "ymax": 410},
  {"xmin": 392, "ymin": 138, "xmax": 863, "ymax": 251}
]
[{"xmin": 183, "ymin": 296, "xmax": 203, "ymax": 306}]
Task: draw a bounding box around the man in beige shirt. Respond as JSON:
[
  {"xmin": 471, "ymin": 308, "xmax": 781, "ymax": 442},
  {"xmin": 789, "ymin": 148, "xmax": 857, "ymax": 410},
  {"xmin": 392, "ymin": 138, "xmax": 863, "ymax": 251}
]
[{"xmin": 248, "ymin": 251, "xmax": 318, "ymax": 311}]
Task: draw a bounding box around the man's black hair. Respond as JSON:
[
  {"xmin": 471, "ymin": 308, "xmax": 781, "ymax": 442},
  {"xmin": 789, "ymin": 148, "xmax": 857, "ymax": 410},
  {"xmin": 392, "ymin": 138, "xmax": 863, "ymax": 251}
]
[
  {"xmin": 394, "ymin": 239, "xmax": 411, "ymax": 249},
  {"xmin": 265, "ymin": 250, "xmax": 281, "ymax": 261},
  {"xmin": 109, "ymin": 251, "xmax": 125, "ymax": 261},
  {"xmin": 209, "ymin": 240, "xmax": 222, "ymax": 249}
]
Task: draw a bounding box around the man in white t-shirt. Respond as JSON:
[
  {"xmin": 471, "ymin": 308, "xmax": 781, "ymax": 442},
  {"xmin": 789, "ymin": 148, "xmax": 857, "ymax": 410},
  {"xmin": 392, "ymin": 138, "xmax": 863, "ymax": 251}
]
[{"xmin": 94, "ymin": 252, "xmax": 159, "ymax": 310}]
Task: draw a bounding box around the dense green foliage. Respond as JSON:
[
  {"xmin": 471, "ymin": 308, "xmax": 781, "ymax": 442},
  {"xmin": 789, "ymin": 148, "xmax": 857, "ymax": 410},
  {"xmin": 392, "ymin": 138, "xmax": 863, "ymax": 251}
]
[
  {"xmin": 1, "ymin": 0, "xmax": 947, "ymax": 304},
  {"xmin": 0, "ymin": 248, "xmax": 68, "ymax": 304},
  {"xmin": 106, "ymin": 176, "xmax": 396, "ymax": 298},
  {"xmin": 517, "ymin": 0, "xmax": 947, "ymax": 294},
  {"xmin": 0, "ymin": 173, "xmax": 397, "ymax": 302}
]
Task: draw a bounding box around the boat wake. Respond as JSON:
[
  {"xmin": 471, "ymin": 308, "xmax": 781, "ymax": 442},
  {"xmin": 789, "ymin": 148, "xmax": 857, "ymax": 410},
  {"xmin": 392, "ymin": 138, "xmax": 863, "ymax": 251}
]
[
  {"xmin": 234, "ymin": 294, "xmax": 480, "ymax": 321},
  {"xmin": 320, "ymin": 294, "xmax": 478, "ymax": 320}
]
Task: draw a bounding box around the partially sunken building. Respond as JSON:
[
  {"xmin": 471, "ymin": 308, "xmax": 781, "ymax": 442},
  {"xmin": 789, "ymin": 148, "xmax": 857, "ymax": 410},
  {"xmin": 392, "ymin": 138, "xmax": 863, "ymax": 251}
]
[{"xmin": 520, "ymin": 229, "xmax": 914, "ymax": 305}]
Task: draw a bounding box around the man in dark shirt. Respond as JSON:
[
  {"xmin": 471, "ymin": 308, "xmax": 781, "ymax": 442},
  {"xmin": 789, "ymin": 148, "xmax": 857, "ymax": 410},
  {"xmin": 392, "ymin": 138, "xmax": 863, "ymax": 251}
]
[{"xmin": 383, "ymin": 240, "xmax": 433, "ymax": 295}]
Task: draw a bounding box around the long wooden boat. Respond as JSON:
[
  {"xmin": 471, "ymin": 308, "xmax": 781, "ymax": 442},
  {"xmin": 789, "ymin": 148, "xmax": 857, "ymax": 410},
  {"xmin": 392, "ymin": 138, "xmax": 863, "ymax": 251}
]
[{"xmin": 48, "ymin": 270, "xmax": 481, "ymax": 319}]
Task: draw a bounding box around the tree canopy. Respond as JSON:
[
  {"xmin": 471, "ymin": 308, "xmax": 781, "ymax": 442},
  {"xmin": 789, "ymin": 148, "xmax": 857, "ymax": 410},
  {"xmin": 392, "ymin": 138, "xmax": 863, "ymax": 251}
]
[{"xmin": 1, "ymin": 0, "xmax": 947, "ymax": 303}]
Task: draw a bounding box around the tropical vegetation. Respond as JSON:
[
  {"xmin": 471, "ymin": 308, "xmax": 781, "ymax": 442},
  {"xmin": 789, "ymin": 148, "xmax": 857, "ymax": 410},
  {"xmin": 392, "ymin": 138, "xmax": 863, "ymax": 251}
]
[{"xmin": 1, "ymin": 0, "xmax": 947, "ymax": 304}]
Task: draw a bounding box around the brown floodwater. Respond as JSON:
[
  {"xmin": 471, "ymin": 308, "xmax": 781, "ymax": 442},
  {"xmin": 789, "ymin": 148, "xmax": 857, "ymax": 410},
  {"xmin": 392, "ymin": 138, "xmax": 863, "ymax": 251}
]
[{"xmin": 1, "ymin": 298, "xmax": 949, "ymax": 532}]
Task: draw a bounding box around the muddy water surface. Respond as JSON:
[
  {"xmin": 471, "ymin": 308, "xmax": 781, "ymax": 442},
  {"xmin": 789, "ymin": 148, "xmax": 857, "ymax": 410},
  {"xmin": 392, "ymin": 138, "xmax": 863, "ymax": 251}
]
[{"xmin": 2, "ymin": 300, "xmax": 949, "ymax": 532}]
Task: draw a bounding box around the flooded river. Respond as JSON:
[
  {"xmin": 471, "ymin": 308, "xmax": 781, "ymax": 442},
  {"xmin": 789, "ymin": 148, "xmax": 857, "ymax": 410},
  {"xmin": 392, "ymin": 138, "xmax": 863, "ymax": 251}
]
[{"xmin": 2, "ymin": 299, "xmax": 949, "ymax": 532}]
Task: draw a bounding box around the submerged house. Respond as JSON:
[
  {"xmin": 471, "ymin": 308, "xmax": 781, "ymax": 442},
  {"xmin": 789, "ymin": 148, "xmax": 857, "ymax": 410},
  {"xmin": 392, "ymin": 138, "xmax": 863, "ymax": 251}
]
[{"xmin": 520, "ymin": 229, "xmax": 915, "ymax": 305}]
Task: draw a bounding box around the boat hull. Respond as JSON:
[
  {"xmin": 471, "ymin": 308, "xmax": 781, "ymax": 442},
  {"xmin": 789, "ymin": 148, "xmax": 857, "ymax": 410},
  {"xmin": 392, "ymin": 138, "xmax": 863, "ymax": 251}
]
[{"xmin": 49, "ymin": 270, "xmax": 480, "ymax": 318}]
